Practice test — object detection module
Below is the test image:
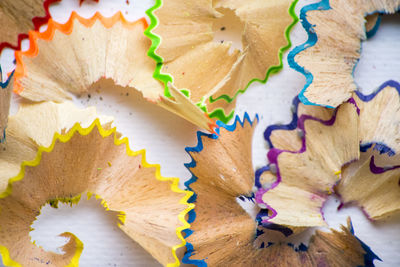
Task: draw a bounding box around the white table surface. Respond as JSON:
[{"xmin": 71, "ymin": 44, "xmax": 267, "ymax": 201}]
[{"xmin": 0, "ymin": 0, "xmax": 399, "ymax": 266}]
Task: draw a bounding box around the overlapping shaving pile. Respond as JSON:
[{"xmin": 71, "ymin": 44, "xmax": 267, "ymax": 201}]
[
  {"xmin": 258, "ymin": 80, "xmax": 400, "ymax": 226},
  {"xmin": 0, "ymin": 102, "xmax": 193, "ymax": 266},
  {"xmin": 13, "ymin": 12, "xmax": 215, "ymax": 131},
  {"xmin": 183, "ymin": 114, "xmax": 376, "ymax": 266},
  {"xmin": 289, "ymin": 0, "xmax": 400, "ymax": 107},
  {"xmin": 146, "ymin": 0, "xmax": 298, "ymax": 122},
  {"xmin": 259, "ymin": 102, "xmax": 359, "ymax": 228}
]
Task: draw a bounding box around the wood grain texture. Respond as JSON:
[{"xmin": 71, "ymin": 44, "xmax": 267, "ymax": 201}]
[
  {"xmin": 186, "ymin": 115, "xmax": 369, "ymax": 266},
  {"xmin": 154, "ymin": 0, "xmax": 294, "ymax": 115},
  {"xmin": 0, "ymin": 0, "xmax": 57, "ymax": 51},
  {"xmin": 0, "ymin": 117, "xmax": 189, "ymax": 266},
  {"xmin": 0, "ymin": 73, "xmax": 13, "ymax": 144},
  {"xmin": 14, "ymin": 12, "xmax": 215, "ymax": 131},
  {"xmin": 0, "ymin": 101, "xmax": 112, "ymax": 194},
  {"xmin": 295, "ymin": 0, "xmax": 400, "ymax": 106}
]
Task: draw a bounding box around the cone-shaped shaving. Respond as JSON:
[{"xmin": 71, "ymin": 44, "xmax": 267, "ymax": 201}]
[
  {"xmin": 0, "ymin": 120, "xmax": 192, "ymax": 266},
  {"xmin": 14, "ymin": 12, "xmax": 215, "ymax": 131},
  {"xmin": 257, "ymin": 169, "xmax": 326, "ymax": 228},
  {"xmin": 261, "ymin": 81, "xmax": 400, "ymax": 224},
  {"xmin": 185, "ymin": 114, "xmax": 376, "ymax": 266},
  {"xmin": 260, "ymin": 103, "xmax": 359, "ymax": 227},
  {"xmin": 291, "ymin": 0, "xmax": 400, "ymax": 107},
  {"xmin": 354, "ymin": 80, "xmax": 400, "ymax": 155},
  {"xmin": 148, "ymin": 0, "xmax": 297, "ymax": 122}
]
